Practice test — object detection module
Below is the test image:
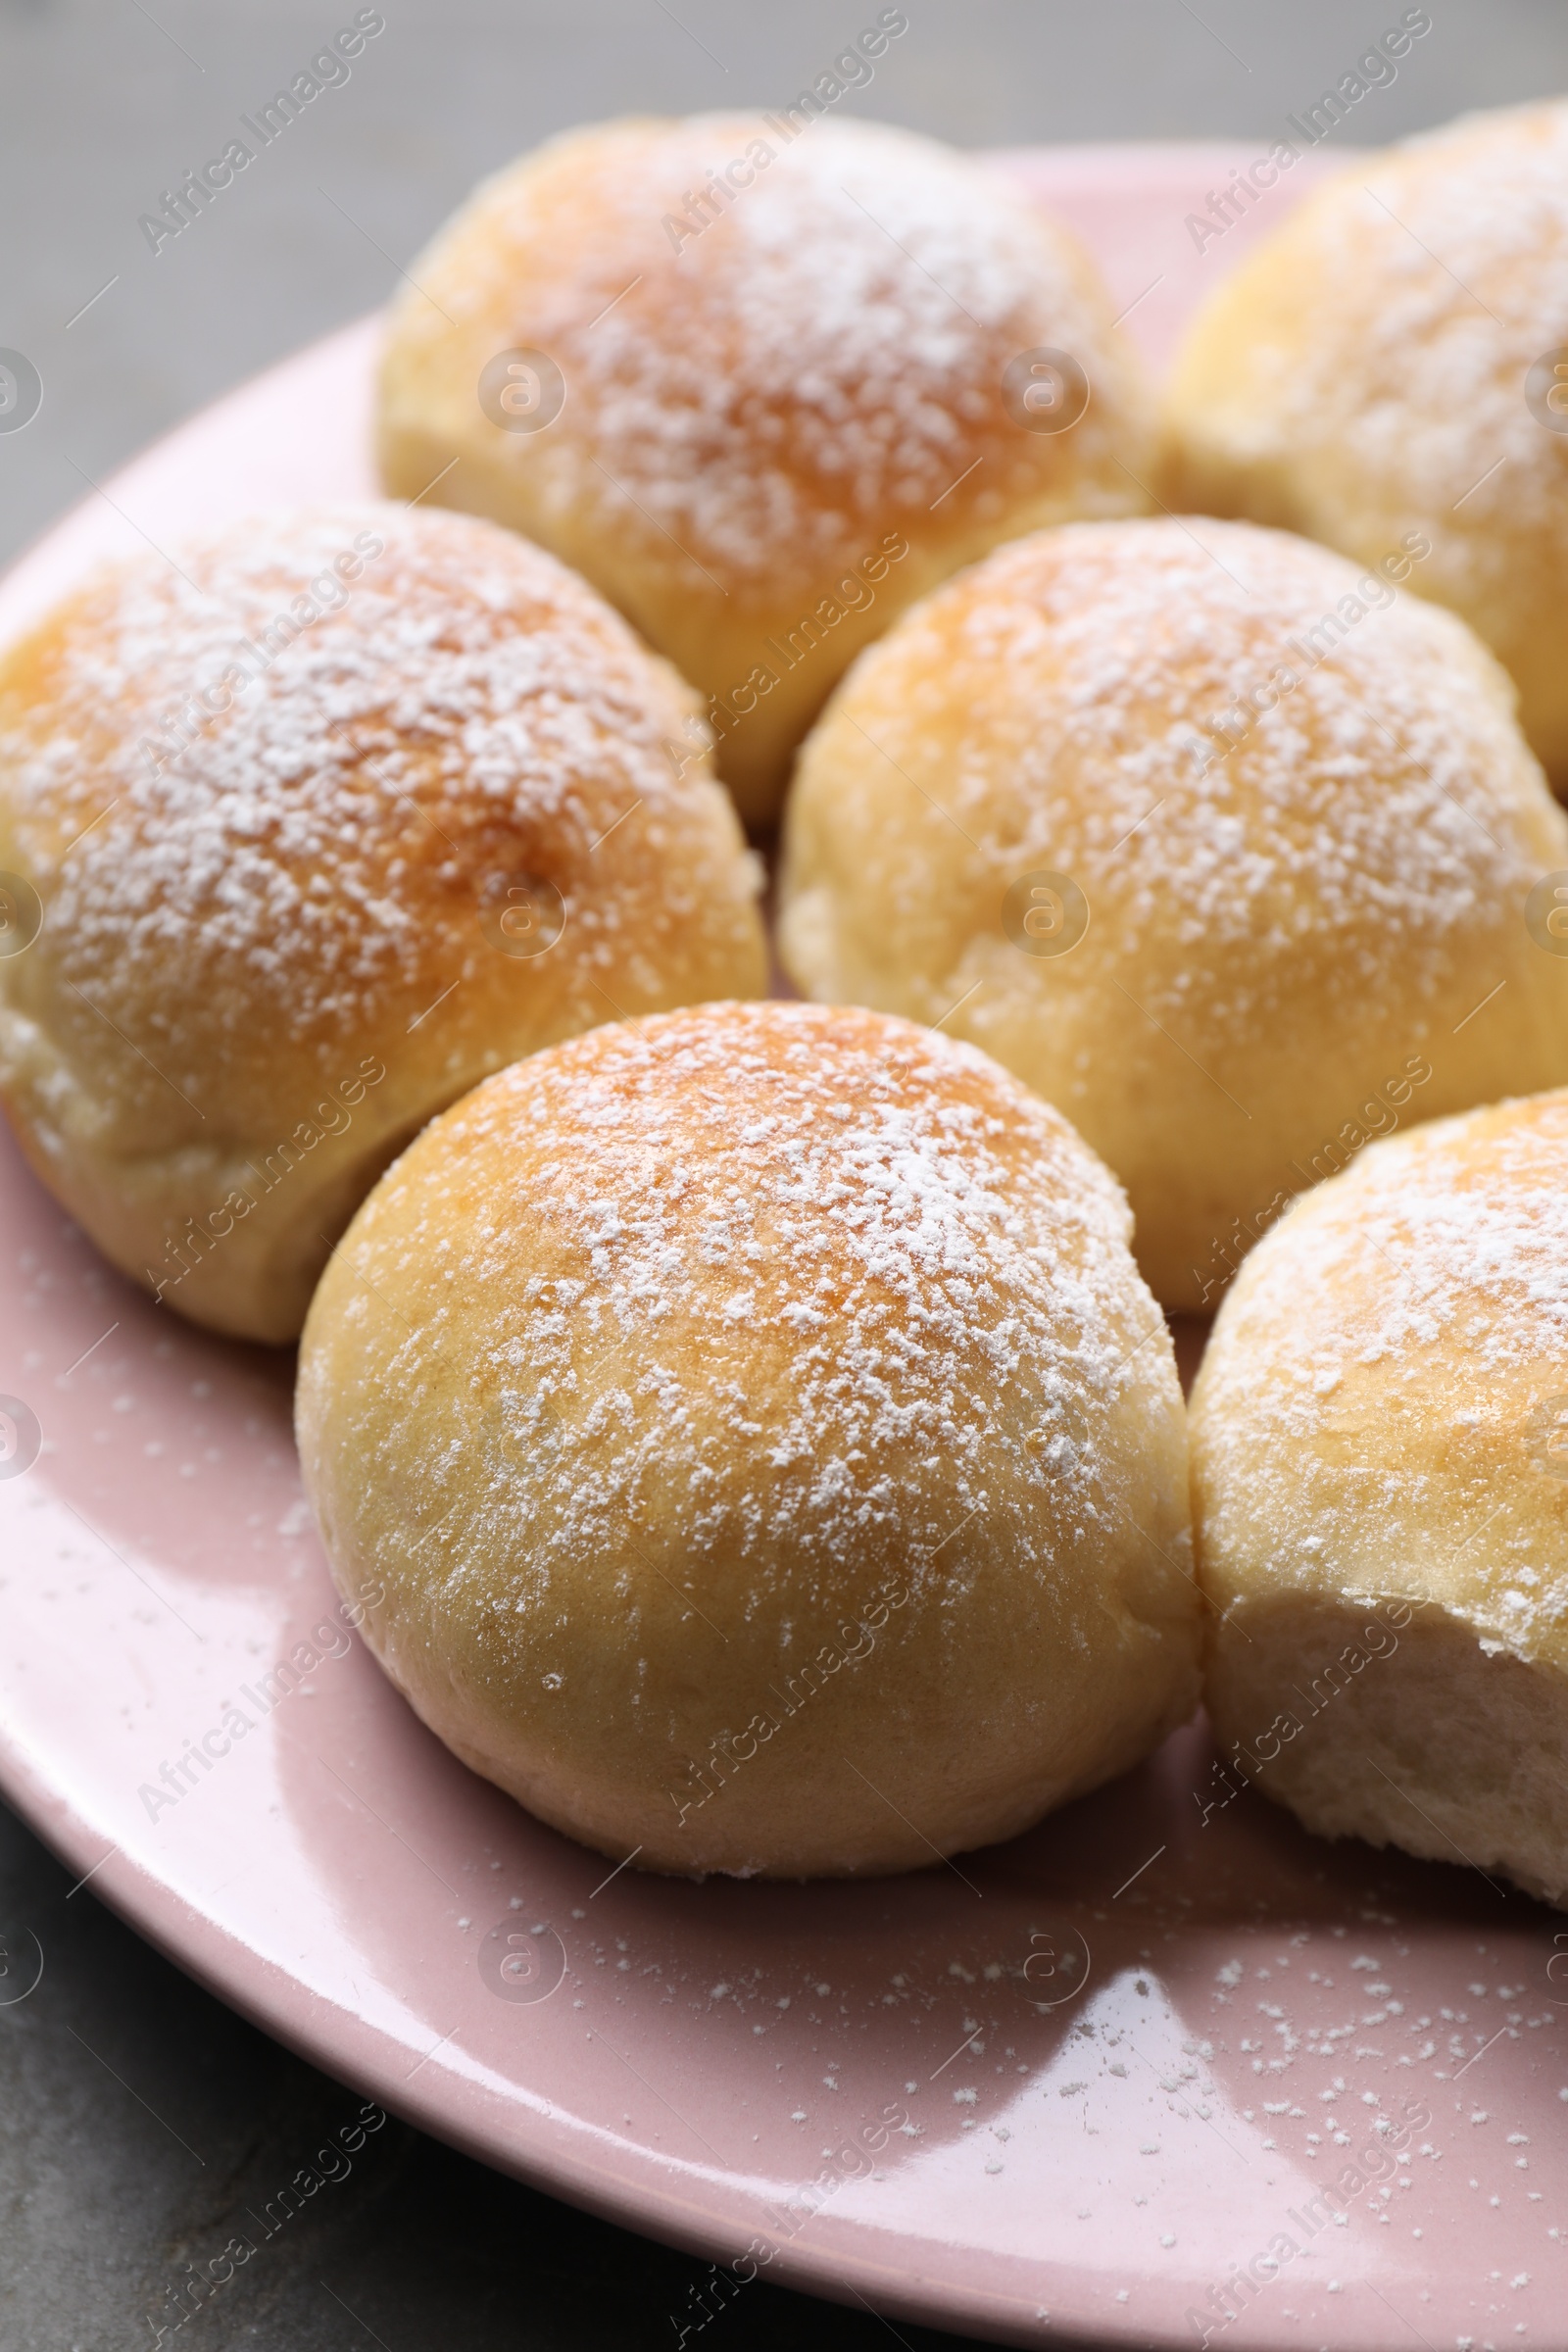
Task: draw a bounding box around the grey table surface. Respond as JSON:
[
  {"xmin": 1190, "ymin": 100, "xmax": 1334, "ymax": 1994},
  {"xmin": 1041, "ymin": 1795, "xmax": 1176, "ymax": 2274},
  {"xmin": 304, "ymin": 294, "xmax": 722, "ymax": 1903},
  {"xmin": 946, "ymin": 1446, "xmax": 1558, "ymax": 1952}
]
[{"xmin": 3, "ymin": 3, "xmax": 1568, "ymax": 2344}]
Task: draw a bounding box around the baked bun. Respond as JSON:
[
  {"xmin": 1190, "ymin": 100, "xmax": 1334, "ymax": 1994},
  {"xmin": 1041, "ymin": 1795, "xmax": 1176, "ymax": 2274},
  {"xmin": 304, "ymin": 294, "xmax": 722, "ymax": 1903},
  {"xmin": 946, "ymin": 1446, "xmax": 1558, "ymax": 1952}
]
[
  {"xmin": 295, "ymin": 1000, "xmax": 1201, "ymax": 1880},
  {"xmin": 377, "ymin": 113, "xmax": 1156, "ymax": 826},
  {"xmin": 778, "ymin": 516, "xmax": 1568, "ymax": 1311},
  {"xmin": 1163, "ymin": 99, "xmax": 1568, "ymax": 790},
  {"xmin": 0, "ymin": 504, "xmax": 764, "ymax": 1344},
  {"xmin": 1192, "ymin": 1089, "xmax": 1568, "ymax": 1908}
]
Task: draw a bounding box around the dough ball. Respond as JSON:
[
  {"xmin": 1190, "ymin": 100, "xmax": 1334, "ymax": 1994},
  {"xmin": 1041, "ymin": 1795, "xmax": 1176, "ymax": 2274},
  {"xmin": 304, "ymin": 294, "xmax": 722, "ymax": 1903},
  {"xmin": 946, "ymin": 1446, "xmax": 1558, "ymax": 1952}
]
[
  {"xmin": 0, "ymin": 504, "xmax": 764, "ymax": 1342},
  {"xmin": 1163, "ymin": 100, "xmax": 1568, "ymax": 789},
  {"xmin": 778, "ymin": 515, "xmax": 1568, "ymax": 1310},
  {"xmin": 296, "ymin": 1000, "xmax": 1201, "ymax": 1879},
  {"xmin": 377, "ymin": 112, "xmax": 1156, "ymax": 824},
  {"xmin": 1192, "ymin": 1088, "xmax": 1568, "ymax": 1907}
]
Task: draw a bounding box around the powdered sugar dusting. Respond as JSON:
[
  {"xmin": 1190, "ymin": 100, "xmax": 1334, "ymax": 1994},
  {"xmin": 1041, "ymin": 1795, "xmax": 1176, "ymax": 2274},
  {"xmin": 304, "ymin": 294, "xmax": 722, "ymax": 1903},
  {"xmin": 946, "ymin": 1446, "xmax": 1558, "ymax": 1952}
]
[
  {"xmin": 344, "ymin": 1004, "xmax": 1174, "ymax": 1601},
  {"xmin": 414, "ymin": 115, "xmax": 1148, "ymax": 587},
  {"xmin": 1175, "ymin": 96, "xmax": 1568, "ymax": 672},
  {"xmin": 1196, "ymin": 1092, "xmax": 1568, "ymax": 1661},
  {"xmin": 0, "ymin": 503, "xmax": 748, "ymax": 1117},
  {"xmin": 1262, "ymin": 102, "xmax": 1568, "ymax": 555},
  {"xmin": 1233, "ymin": 1094, "xmax": 1568, "ymax": 1380},
  {"xmin": 832, "ymin": 517, "xmax": 1556, "ymax": 1034}
]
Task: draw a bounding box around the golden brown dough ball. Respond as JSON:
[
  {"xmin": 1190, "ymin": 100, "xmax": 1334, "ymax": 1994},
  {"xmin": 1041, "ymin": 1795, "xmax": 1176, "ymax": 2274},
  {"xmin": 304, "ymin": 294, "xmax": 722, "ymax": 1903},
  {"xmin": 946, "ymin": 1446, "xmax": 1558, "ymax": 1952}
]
[
  {"xmin": 377, "ymin": 112, "xmax": 1156, "ymax": 825},
  {"xmin": 296, "ymin": 1001, "xmax": 1201, "ymax": 1880},
  {"xmin": 1163, "ymin": 100, "xmax": 1568, "ymax": 790},
  {"xmin": 0, "ymin": 504, "xmax": 764, "ymax": 1343},
  {"xmin": 778, "ymin": 515, "xmax": 1568, "ymax": 1311},
  {"xmin": 1192, "ymin": 1089, "xmax": 1568, "ymax": 1908}
]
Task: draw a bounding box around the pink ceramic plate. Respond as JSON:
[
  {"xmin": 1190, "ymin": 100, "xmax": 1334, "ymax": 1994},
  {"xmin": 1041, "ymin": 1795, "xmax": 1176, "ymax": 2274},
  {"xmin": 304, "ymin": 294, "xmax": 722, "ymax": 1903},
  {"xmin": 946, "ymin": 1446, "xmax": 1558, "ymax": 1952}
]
[{"xmin": 2, "ymin": 149, "xmax": 1563, "ymax": 2352}]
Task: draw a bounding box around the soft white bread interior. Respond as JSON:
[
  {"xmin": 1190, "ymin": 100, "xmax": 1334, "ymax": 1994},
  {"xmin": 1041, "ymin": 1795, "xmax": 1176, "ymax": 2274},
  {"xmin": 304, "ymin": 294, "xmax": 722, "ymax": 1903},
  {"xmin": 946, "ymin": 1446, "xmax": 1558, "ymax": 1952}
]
[{"xmin": 1192, "ymin": 1090, "xmax": 1568, "ymax": 1906}]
